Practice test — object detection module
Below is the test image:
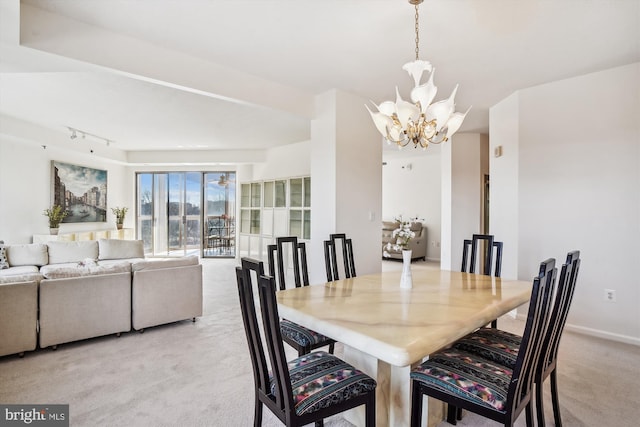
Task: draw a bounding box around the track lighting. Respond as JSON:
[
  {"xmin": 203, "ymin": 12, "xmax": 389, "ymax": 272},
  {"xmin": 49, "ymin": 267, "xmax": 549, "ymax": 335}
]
[{"xmin": 67, "ymin": 127, "xmax": 114, "ymax": 147}]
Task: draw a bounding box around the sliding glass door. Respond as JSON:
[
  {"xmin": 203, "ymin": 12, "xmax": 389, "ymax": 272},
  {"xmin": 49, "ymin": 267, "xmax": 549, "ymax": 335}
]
[
  {"xmin": 168, "ymin": 172, "xmax": 201, "ymax": 255},
  {"xmin": 137, "ymin": 171, "xmax": 234, "ymax": 258},
  {"xmin": 203, "ymin": 172, "xmax": 236, "ymax": 258}
]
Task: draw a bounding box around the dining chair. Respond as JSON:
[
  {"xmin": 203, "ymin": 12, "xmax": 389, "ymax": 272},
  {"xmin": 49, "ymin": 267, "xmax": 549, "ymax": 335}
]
[
  {"xmin": 461, "ymin": 234, "xmax": 503, "ymax": 328},
  {"xmin": 461, "ymin": 233, "xmax": 503, "ymax": 277},
  {"xmin": 236, "ymin": 257, "xmax": 377, "ymax": 427},
  {"xmin": 410, "ymin": 258, "xmax": 558, "ymax": 427},
  {"xmin": 267, "ymin": 236, "xmax": 336, "ymax": 356},
  {"xmin": 453, "ymin": 250, "xmax": 581, "ymax": 427},
  {"xmin": 323, "ymin": 233, "xmax": 356, "ymax": 282}
]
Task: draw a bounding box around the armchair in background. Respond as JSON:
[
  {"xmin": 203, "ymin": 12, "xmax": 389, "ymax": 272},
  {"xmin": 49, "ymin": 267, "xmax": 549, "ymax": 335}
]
[{"xmin": 381, "ymin": 220, "xmax": 427, "ymax": 261}]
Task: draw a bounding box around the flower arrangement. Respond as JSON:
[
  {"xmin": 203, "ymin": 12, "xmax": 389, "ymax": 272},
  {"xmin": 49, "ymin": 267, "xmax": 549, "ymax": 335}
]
[
  {"xmin": 383, "ymin": 215, "xmax": 420, "ymax": 256},
  {"xmin": 111, "ymin": 206, "xmax": 128, "ymax": 225},
  {"xmin": 43, "ymin": 205, "xmax": 68, "ymax": 228}
]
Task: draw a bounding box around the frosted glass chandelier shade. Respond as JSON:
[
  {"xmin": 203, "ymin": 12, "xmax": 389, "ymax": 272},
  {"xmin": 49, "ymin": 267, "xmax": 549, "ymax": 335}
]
[{"xmin": 366, "ymin": 1, "xmax": 470, "ymax": 150}]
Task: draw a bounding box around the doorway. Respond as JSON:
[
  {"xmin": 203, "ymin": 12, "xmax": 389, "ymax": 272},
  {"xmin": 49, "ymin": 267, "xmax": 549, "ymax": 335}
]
[
  {"xmin": 137, "ymin": 171, "xmax": 235, "ymax": 258},
  {"xmin": 137, "ymin": 172, "xmax": 202, "ymax": 257},
  {"xmin": 203, "ymin": 172, "xmax": 236, "ymax": 258}
]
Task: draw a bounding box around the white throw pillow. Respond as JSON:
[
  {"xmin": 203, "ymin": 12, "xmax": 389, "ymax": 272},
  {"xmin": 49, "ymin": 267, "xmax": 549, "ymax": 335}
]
[
  {"xmin": 47, "ymin": 241, "xmax": 98, "ymax": 264},
  {"xmin": 6, "ymin": 243, "xmax": 49, "ymax": 267}
]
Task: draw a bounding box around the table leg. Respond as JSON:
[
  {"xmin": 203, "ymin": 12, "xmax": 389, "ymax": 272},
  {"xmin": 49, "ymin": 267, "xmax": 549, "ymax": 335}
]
[{"xmin": 341, "ymin": 345, "xmax": 443, "ymax": 427}]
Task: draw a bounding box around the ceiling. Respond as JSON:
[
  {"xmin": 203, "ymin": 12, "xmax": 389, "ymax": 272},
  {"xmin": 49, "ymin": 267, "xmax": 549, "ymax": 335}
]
[{"xmin": 0, "ymin": 0, "xmax": 638, "ymax": 156}]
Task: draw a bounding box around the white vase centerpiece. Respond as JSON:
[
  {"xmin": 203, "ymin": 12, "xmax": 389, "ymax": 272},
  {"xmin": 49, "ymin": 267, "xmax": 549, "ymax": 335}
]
[
  {"xmin": 383, "ymin": 216, "xmax": 418, "ymax": 289},
  {"xmin": 400, "ymin": 248, "xmax": 413, "ymax": 289}
]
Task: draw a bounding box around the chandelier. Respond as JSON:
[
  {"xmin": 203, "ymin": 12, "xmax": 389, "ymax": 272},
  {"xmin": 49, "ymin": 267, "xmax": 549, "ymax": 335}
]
[{"xmin": 367, "ymin": 0, "xmax": 469, "ymax": 150}]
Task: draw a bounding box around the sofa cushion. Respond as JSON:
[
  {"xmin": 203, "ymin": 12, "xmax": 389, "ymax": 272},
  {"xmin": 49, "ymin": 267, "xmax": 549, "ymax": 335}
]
[
  {"xmin": 382, "ymin": 221, "xmax": 398, "ymax": 231},
  {"xmin": 47, "ymin": 241, "xmax": 98, "ymax": 265},
  {"xmin": 98, "ymin": 239, "xmax": 144, "ymax": 260},
  {"xmin": 0, "ymin": 265, "xmax": 40, "ymax": 277},
  {"xmin": 131, "ymin": 255, "xmax": 199, "ymax": 272},
  {"xmin": 0, "ymin": 241, "xmax": 8, "ymax": 269},
  {"xmin": 0, "ymin": 273, "xmax": 43, "ymax": 284},
  {"xmin": 99, "ymin": 258, "xmax": 144, "ymax": 267},
  {"xmin": 6, "ymin": 243, "xmax": 49, "ymax": 267},
  {"xmin": 41, "ymin": 261, "xmax": 131, "ymax": 279}
]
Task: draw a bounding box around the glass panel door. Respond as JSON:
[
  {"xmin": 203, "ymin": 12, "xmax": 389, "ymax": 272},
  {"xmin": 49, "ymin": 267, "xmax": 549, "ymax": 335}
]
[
  {"xmin": 137, "ymin": 174, "xmax": 153, "ymax": 254},
  {"xmin": 185, "ymin": 172, "xmax": 202, "ymax": 253},
  {"xmin": 203, "ymin": 172, "xmax": 236, "ymax": 258},
  {"xmin": 137, "ymin": 172, "xmax": 202, "ymax": 257},
  {"xmin": 153, "ymin": 174, "xmax": 169, "ymax": 255}
]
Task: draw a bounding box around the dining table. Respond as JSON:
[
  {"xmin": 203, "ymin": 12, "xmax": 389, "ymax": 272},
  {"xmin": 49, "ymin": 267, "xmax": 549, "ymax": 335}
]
[{"xmin": 276, "ymin": 264, "xmax": 533, "ymax": 427}]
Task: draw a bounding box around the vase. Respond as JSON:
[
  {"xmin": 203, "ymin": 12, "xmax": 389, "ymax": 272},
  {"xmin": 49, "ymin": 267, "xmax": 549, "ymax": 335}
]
[
  {"xmin": 49, "ymin": 228, "xmax": 59, "ymax": 235},
  {"xmin": 117, "ymin": 223, "xmax": 123, "ymax": 230},
  {"xmin": 400, "ymin": 249, "xmax": 413, "ymax": 289}
]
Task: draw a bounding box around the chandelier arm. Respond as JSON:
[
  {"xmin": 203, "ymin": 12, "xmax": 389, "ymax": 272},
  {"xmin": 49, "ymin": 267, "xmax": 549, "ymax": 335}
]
[
  {"xmin": 384, "ymin": 126, "xmax": 411, "ymax": 148},
  {"xmin": 368, "ymin": 0, "xmax": 466, "ymax": 153},
  {"xmin": 428, "ymin": 133, "xmax": 447, "ymax": 144}
]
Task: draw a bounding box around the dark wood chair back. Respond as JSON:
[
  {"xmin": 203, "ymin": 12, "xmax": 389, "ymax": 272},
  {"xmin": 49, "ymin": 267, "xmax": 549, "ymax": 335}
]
[
  {"xmin": 235, "ymin": 258, "xmax": 273, "ymax": 418},
  {"xmin": 267, "ymin": 236, "xmax": 309, "ymax": 291},
  {"xmin": 411, "ymin": 258, "xmax": 558, "ymax": 426},
  {"xmin": 236, "ymin": 257, "xmax": 376, "ymax": 426},
  {"xmin": 541, "ymin": 250, "xmax": 580, "ymax": 369},
  {"xmin": 503, "ymin": 258, "xmax": 557, "ymax": 421},
  {"xmin": 324, "ymin": 233, "xmax": 356, "ymax": 282},
  {"xmin": 461, "ymin": 233, "xmax": 503, "ymax": 277},
  {"xmin": 535, "ymin": 250, "xmax": 581, "ymax": 425},
  {"xmin": 461, "ymin": 233, "xmax": 503, "ymax": 328}
]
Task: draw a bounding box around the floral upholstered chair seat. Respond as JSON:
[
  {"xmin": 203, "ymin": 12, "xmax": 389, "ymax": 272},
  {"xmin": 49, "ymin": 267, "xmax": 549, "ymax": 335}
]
[
  {"xmin": 270, "ymin": 351, "xmax": 377, "ymax": 416},
  {"xmin": 410, "ymin": 349, "xmax": 513, "ymax": 413}
]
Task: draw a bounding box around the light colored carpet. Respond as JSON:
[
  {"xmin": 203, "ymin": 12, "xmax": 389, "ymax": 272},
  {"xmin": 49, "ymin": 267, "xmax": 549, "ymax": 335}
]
[{"xmin": 1, "ymin": 258, "xmax": 639, "ymax": 426}]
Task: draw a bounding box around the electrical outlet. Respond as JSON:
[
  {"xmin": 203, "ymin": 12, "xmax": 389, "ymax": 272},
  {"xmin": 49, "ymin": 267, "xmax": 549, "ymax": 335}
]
[{"xmin": 604, "ymin": 289, "xmax": 617, "ymax": 302}]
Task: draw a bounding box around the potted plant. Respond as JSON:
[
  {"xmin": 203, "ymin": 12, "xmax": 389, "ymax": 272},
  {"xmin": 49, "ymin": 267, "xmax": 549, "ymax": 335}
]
[
  {"xmin": 111, "ymin": 207, "xmax": 128, "ymax": 230},
  {"xmin": 43, "ymin": 205, "xmax": 68, "ymax": 235}
]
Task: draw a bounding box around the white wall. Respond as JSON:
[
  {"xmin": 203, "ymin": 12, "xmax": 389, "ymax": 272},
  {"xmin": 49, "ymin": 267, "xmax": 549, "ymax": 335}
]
[
  {"xmin": 491, "ymin": 63, "xmax": 640, "ymax": 344},
  {"xmin": 382, "ymin": 153, "xmax": 442, "ymax": 261},
  {"xmin": 489, "ymin": 94, "xmax": 520, "ymax": 280},
  {"xmin": 310, "ymin": 89, "xmax": 382, "ymax": 283},
  {"xmin": 441, "ymin": 133, "xmax": 486, "ymax": 270},
  {"xmin": 251, "ymin": 140, "xmax": 310, "ymax": 180},
  {"xmin": 0, "ymin": 135, "xmax": 131, "ymax": 244}
]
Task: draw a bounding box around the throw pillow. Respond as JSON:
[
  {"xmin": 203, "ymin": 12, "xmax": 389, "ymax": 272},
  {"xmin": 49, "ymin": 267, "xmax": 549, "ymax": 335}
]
[{"xmin": 0, "ymin": 240, "xmax": 9, "ymax": 269}]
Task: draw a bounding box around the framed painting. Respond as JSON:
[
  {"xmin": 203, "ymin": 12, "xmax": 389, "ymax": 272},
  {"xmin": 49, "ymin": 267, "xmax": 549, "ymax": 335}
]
[{"xmin": 51, "ymin": 161, "xmax": 107, "ymax": 223}]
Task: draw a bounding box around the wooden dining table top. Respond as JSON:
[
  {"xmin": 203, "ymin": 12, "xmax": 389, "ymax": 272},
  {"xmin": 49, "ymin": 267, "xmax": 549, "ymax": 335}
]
[{"xmin": 276, "ymin": 265, "xmax": 533, "ymax": 367}]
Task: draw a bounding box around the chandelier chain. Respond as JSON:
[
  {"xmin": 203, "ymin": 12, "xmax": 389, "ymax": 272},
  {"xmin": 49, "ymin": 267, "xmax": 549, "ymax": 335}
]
[
  {"xmin": 366, "ymin": 0, "xmax": 468, "ymax": 150},
  {"xmin": 414, "ymin": 4, "xmax": 420, "ymax": 60}
]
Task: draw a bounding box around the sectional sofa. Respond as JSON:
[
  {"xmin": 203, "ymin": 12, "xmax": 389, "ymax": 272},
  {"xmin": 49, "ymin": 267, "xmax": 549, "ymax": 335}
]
[{"xmin": 0, "ymin": 239, "xmax": 202, "ymax": 357}]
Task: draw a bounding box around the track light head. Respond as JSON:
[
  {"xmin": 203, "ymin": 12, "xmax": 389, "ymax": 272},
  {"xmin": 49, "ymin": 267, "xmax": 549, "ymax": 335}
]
[{"xmin": 65, "ymin": 126, "xmax": 114, "ymax": 147}]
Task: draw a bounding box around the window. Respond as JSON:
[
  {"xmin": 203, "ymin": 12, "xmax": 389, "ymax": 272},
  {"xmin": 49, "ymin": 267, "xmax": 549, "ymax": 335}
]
[
  {"xmin": 289, "ymin": 177, "xmax": 311, "ymax": 239},
  {"xmin": 239, "ymin": 176, "xmax": 311, "ymax": 257},
  {"xmin": 136, "ymin": 171, "xmax": 235, "ymax": 258},
  {"xmin": 240, "ymin": 183, "xmax": 261, "ymax": 234}
]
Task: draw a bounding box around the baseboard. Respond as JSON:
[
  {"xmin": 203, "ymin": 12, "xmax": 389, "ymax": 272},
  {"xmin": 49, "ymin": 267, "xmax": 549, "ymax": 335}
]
[
  {"xmin": 563, "ymin": 323, "xmax": 640, "ymax": 346},
  {"xmin": 515, "ymin": 313, "xmax": 640, "ymax": 346}
]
